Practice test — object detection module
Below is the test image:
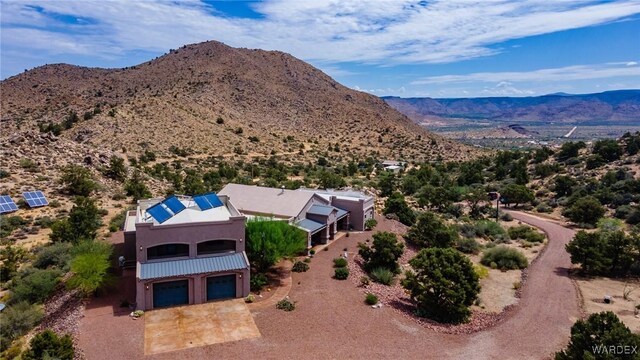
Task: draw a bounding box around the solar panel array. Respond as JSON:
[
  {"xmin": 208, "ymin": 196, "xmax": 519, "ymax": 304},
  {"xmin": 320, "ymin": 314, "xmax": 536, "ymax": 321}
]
[
  {"xmin": 193, "ymin": 193, "xmax": 223, "ymax": 210},
  {"xmin": 23, "ymin": 191, "xmax": 49, "ymax": 208},
  {"xmin": 163, "ymin": 196, "xmax": 186, "ymax": 215},
  {"xmin": 0, "ymin": 195, "xmax": 18, "ymax": 214},
  {"xmin": 146, "ymin": 203, "xmax": 173, "ymax": 224}
]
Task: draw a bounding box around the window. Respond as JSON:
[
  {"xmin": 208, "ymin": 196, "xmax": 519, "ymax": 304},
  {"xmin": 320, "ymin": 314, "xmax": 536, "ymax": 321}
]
[
  {"xmin": 147, "ymin": 243, "xmax": 189, "ymax": 260},
  {"xmin": 197, "ymin": 240, "xmax": 236, "ymax": 255}
]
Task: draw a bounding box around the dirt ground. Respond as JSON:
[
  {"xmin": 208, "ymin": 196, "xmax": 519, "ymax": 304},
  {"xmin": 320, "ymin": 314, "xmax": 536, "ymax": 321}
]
[{"xmin": 575, "ymin": 277, "xmax": 640, "ymax": 333}]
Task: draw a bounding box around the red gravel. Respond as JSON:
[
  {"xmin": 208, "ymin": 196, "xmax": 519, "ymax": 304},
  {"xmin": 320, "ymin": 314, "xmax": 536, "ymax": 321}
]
[{"xmin": 78, "ymin": 212, "xmax": 579, "ymax": 360}]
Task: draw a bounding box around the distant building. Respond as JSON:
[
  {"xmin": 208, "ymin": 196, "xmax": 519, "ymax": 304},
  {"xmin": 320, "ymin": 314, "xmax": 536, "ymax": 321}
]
[
  {"xmin": 381, "ymin": 160, "xmax": 405, "ymax": 173},
  {"xmin": 124, "ymin": 194, "xmax": 250, "ymax": 310}
]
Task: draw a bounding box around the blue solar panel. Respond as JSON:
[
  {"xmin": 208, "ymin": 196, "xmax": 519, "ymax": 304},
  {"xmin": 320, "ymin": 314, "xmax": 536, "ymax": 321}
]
[
  {"xmin": 146, "ymin": 203, "xmax": 172, "ymax": 224},
  {"xmin": 22, "ymin": 191, "xmax": 48, "ymax": 208},
  {"xmin": 193, "ymin": 194, "xmax": 213, "ymax": 210},
  {"xmin": 0, "ymin": 195, "xmax": 18, "ymax": 214},
  {"xmin": 204, "ymin": 193, "xmax": 223, "ymax": 208},
  {"xmin": 163, "ymin": 196, "xmax": 186, "ymax": 215}
]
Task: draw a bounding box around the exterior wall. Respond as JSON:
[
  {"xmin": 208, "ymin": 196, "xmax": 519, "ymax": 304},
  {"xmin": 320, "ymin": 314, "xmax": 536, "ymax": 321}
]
[
  {"xmin": 136, "ymin": 268, "xmax": 250, "ymax": 310},
  {"xmin": 123, "ymin": 231, "xmax": 137, "ymax": 263},
  {"xmin": 330, "ymin": 197, "xmax": 375, "ymax": 231},
  {"xmin": 134, "ymin": 216, "xmax": 246, "ymax": 263},
  {"xmin": 295, "ymin": 195, "xmax": 330, "ymax": 222}
]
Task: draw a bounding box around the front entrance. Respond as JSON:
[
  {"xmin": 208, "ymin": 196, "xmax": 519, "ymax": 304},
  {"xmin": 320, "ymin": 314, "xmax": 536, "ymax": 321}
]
[
  {"xmin": 153, "ymin": 280, "xmax": 189, "ymax": 308},
  {"xmin": 206, "ymin": 274, "xmax": 236, "ymax": 301}
]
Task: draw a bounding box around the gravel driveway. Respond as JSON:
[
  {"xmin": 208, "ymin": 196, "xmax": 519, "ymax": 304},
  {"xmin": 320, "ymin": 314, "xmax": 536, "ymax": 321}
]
[{"xmin": 79, "ymin": 212, "xmax": 579, "ymax": 360}]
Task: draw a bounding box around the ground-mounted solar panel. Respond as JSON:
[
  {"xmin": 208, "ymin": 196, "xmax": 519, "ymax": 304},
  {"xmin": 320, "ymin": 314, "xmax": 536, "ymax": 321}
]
[
  {"xmin": 22, "ymin": 191, "xmax": 49, "ymax": 208},
  {"xmin": 0, "ymin": 195, "xmax": 18, "ymax": 214},
  {"xmin": 193, "ymin": 194, "xmax": 213, "ymax": 210},
  {"xmin": 163, "ymin": 196, "xmax": 186, "ymax": 215},
  {"xmin": 146, "ymin": 203, "xmax": 172, "ymax": 224},
  {"xmin": 204, "ymin": 193, "xmax": 223, "ymax": 208}
]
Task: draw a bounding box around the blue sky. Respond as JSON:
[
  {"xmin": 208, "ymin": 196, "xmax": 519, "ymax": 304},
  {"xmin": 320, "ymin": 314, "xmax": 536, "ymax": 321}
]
[{"xmin": 1, "ymin": 0, "xmax": 639, "ymax": 98}]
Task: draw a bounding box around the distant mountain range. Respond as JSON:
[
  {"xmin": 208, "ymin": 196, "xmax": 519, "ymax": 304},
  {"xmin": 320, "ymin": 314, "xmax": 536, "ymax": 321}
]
[{"xmin": 383, "ymin": 90, "xmax": 640, "ymax": 124}]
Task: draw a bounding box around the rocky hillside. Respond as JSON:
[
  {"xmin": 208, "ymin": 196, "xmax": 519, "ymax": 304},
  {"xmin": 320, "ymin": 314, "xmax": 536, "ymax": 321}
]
[
  {"xmin": 384, "ymin": 90, "xmax": 640, "ymax": 124},
  {"xmin": 1, "ymin": 41, "xmax": 476, "ymax": 163}
]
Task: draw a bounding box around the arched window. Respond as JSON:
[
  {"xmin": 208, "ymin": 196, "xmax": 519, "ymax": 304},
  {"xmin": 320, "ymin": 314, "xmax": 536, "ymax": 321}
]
[
  {"xmin": 197, "ymin": 240, "xmax": 236, "ymax": 255},
  {"xmin": 147, "ymin": 243, "xmax": 189, "ymax": 260}
]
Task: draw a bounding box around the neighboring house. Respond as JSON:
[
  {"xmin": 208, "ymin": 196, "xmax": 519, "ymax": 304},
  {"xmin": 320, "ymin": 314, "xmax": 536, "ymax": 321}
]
[
  {"xmin": 123, "ymin": 194, "xmax": 250, "ymax": 310},
  {"xmin": 218, "ymin": 184, "xmax": 375, "ymax": 247},
  {"xmin": 381, "ymin": 160, "xmax": 405, "ymax": 173}
]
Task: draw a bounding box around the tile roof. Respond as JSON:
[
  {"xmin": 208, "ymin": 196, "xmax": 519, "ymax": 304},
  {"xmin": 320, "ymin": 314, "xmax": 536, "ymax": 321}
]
[{"xmin": 138, "ymin": 252, "xmax": 248, "ymax": 280}]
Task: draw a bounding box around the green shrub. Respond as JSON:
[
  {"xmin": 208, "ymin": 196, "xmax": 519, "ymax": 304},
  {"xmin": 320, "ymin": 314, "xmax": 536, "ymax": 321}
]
[
  {"xmin": 365, "ymin": 293, "xmax": 379, "ymax": 305},
  {"xmin": 276, "ymin": 298, "xmax": 295, "ymax": 311},
  {"xmin": 563, "ymin": 196, "xmax": 605, "ymax": 226},
  {"xmin": 246, "ymin": 220, "xmax": 307, "ymax": 273},
  {"xmin": 244, "ymin": 294, "xmax": 256, "ymax": 303},
  {"xmin": 60, "ymin": 165, "xmax": 97, "ymax": 196},
  {"xmin": 360, "ymin": 276, "xmax": 370, "ymax": 286},
  {"xmin": 250, "ymin": 273, "xmax": 268, "ymax": 292},
  {"xmin": 291, "ymin": 261, "xmax": 309, "ymax": 273},
  {"xmin": 108, "ymin": 209, "xmax": 129, "ymax": 233},
  {"xmin": 370, "ymin": 267, "xmax": 395, "ymax": 285},
  {"xmin": 67, "ymin": 241, "xmax": 113, "ymax": 295},
  {"xmin": 365, "ymin": 218, "xmax": 378, "ymax": 230},
  {"xmin": 481, "ymin": 246, "xmax": 528, "ymax": 270},
  {"xmin": 358, "ymin": 232, "xmax": 404, "ymax": 273},
  {"xmin": 456, "ymin": 237, "xmax": 481, "ymax": 254},
  {"xmin": 500, "ymin": 212, "xmax": 513, "ymax": 221},
  {"xmin": 473, "ymin": 220, "xmax": 508, "ymax": 242},
  {"xmin": 0, "ymin": 302, "xmax": 43, "ymax": 351},
  {"xmin": 508, "ymin": 225, "xmax": 545, "ymax": 243},
  {"xmin": 334, "ymin": 267, "xmax": 349, "ymax": 280},
  {"xmin": 23, "ymin": 329, "xmax": 74, "ymax": 360},
  {"xmin": 333, "ymin": 257, "xmax": 347, "ymax": 268},
  {"xmin": 11, "ymin": 268, "xmax": 63, "ymax": 304},
  {"xmin": 473, "ymin": 264, "xmax": 489, "ymax": 279}
]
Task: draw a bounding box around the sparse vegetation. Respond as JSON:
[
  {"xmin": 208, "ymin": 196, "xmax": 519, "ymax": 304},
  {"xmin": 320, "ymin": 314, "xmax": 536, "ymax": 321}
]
[{"xmin": 480, "ymin": 246, "xmax": 528, "ymax": 270}]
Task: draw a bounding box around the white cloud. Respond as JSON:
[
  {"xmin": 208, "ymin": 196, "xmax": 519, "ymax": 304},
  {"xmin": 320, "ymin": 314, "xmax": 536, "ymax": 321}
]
[
  {"xmin": 411, "ymin": 63, "xmax": 640, "ymax": 85},
  {"xmin": 2, "ymin": 0, "xmax": 640, "ymax": 68}
]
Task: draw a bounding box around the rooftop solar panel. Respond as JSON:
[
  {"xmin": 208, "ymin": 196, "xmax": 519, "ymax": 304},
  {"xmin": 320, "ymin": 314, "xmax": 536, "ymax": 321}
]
[
  {"xmin": 146, "ymin": 203, "xmax": 172, "ymax": 224},
  {"xmin": 22, "ymin": 191, "xmax": 49, "ymax": 208},
  {"xmin": 162, "ymin": 196, "xmax": 186, "ymax": 215},
  {"xmin": 0, "ymin": 195, "xmax": 18, "ymax": 214},
  {"xmin": 204, "ymin": 193, "xmax": 223, "ymax": 208},
  {"xmin": 193, "ymin": 194, "xmax": 213, "ymax": 210}
]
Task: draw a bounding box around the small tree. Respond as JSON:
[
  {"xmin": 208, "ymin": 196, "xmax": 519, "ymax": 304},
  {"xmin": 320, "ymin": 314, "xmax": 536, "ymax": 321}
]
[
  {"xmin": 23, "ymin": 329, "xmax": 74, "ymax": 360},
  {"xmin": 500, "ymin": 184, "xmax": 534, "ymax": 208},
  {"xmin": 318, "ymin": 170, "xmax": 346, "ymax": 189},
  {"xmin": 245, "ymin": 220, "xmax": 307, "ymax": 273},
  {"xmin": 377, "ymin": 172, "xmax": 396, "ymax": 197},
  {"xmin": 50, "ymin": 197, "xmax": 101, "ymax": 244},
  {"xmin": 383, "ymin": 192, "xmax": 415, "ymax": 226},
  {"xmin": 556, "ymin": 312, "xmax": 640, "ymax": 360},
  {"xmin": 402, "ymin": 248, "xmax": 480, "ymax": 323},
  {"xmin": 405, "ymin": 212, "xmax": 458, "ymax": 248},
  {"xmin": 563, "ymin": 196, "xmax": 605, "ymax": 226},
  {"xmin": 464, "ymin": 185, "xmax": 488, "ymax": 219},
  {"xmin": 60, "ymin": 164, "xmax": 97, "ymax": 196},
  {"xmin": 11, "ymin": 268, "xmax": 62, "ymax": 304},
  {"xmin": 593, "ymin": 139, "xmax": 623, "ymax": 162},
  {"xmin": 67, "ymin": 241, "xmax": 113, "ymax": 295},
  {"xmin": 554, "ymin": 175, "xmax": 577, "ymax": 198},
  {"xmin": 125, "ymin": 170, "xmax": 152, "ymax": 201},
  {"xmin": 104, "ymin": 155, "xmax": 127, "ymax": 182},
  {"xmin": 358, "ymin": 232, "xmax": 404, "ymax": 273}
]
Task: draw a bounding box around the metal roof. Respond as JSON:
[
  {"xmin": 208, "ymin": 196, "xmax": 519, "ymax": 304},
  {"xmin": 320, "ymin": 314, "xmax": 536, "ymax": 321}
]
[
  {"xmin": 307, "ymin": 204, "xmax": 337, "ymax": 216},
  {"xmin": 336, "ymin": 208, "xmax": 348, "ymax": 219},
  {"xmin": 139, "ymin": 252, "xmax": 248, "ymax": 280},
  {"xmin": 296, "ymin": 219, "xmax": 326, "ymax": 234}
]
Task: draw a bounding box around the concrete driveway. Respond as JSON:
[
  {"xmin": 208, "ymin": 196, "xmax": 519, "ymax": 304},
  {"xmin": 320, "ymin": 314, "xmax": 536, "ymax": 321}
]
[{"xmin": 144, "ymin": 299, "xmax": 261, "ymax": 355}]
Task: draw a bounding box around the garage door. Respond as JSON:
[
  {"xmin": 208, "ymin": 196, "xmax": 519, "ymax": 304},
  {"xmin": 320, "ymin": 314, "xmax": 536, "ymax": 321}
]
[
  {"xmin": 207, "ymin": 275, "xmax": 236, "ymax": 301},
  {"xmin": 153, "ymin": 280, "xmax": 189, "ymax": 308}
]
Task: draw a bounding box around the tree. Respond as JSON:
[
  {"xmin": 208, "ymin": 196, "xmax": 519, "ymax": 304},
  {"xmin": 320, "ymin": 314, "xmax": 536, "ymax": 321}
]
[
  {"xmin": 405, "ymin": 212, "xmax": 458, "ymax": 248},
  {"xmin": 104, "ymin": 155, "xmax": 127, "ymax": 182},
  {"xmin": 457, "ymin": 160, "xmax": 484, "ymax": 186},
  {"xmin": 556, "ymin": 141, "xmax": 586, "ymax": 162},
  {"xmin": 60, "ymin": 164, "xmax": 98, "ymax": 196},
  {"xmin": 565, "ymin": 231, "xmax": 609, "ymax": 275},
  {"xmin": 500, "ymin": 184, "xmax": 534, "ymax": 207},
  {"xmin": 383, "ymin": 192, "xmax": 416, "ymax": 226},
  {"xmin": 0, "ymin": 245, "xmax": 27, "ymax": 281},
  {"xmin": 593, "ymin": 139, "xmax": 623, "ymax": 162},
  {"xmin": 464, "ymin": 185, "xmax": 488, "ymax": 219},
  {"xmin": 23, "ymin": 329, "xmax": 74, "ymax": 360},
  {"xmin": 125, "ymin": 170, "xmax": 151, "ymax": 201},
  {"xmin": 182, "ymin": 170, "xmax": 206, "ymax": 195},
  {"xmin": 0, "ymin": 302, "xmax": 43, "ymax": 351},
  {"xmin": 554, "ymin": 175, "xmax": 577, "ymax": 198},
  {"xmin": 566, "ymin": 229, "xmax": 639, "ymax": 276},
  {"xmin": 563, "ymin": 196, "xmax": 605, "ymax": 226},
  {"xmin": 245, "ymin": 220, "xmax": 307, "ymax": 273},
  {"xmin": 402, "ymin": 248, "xmax": 480, "ymax": 323},
  {"xmin": 67, "ymin": 241, "xmax": 113, "ymax": 295},
  {"xmin": 511, "ymin": 159, "xmax": 529, "ymax": 185},
  {"xmin": 50, "ymin": 197, "xmax": 101, "ymax": 244},
  {"xmin": 357, "ymin": 232, "xmax": 405, "ymax": 273},
  {"xmin": 377, "ymin": 172, "xmax": 396, "ymax": 197},
  {"xmin": 318, "ymin": 170, "xmax": 346, "ymax": 189},
  {"xmin": 556, "ymin": 312, "xmax": 640, "ymax": 360}
]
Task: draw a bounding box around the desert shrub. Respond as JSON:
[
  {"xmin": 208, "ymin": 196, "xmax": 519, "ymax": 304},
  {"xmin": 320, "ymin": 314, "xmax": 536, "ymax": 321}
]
[
  {"xmin": 334, "ymin": 267, "xmax": 349, "ymax": 280},
  {"xmin": 276, "ymin": 298, "xmax": 295, "ymax": 311},
  {"xmin": 108, "ymin": 209, "xmax": 129, "ymax": 233},
  {"xmin": 563, "ymin": 196, "xmax": 605, "ymax": 226},
  {"xmin": 124, "ymin": 170, "xmax": 151, "ymax": 201},
  {"xmin": 0, "ymin": 302, "xmax": 43, "ymax": 351},
  {"xmin": 50, "ymin": 197, "xmax": 101, "ymax": 244},
  {"xmin": 33, "ymin": 216, "xmax": 54, "ymax": 228},
  {"xmin": 456, "ymin": 237, "xmax": 481, "ymax": 254},
  {"xmin": 508, "ymin": 225, "xmax": 545, "ymax": 243},
  {"xmin": 370, "ymin": 267, "xmax": 395, "ymax": 285},
  {"xmin": 614, "ymin": 205, "xmax": 634, "ymax": 219},
  {"xmin": 365, "ymin": 218, "xmax": 378, "ymax": 230},
  {"xmin": 473, "ymin": 264, "xmax": 489, "ymax": 279},
  {"xmin": 566, "ymin": 230, "xmax": 639, "ymax": 276},
  {"xmin": 291, "ymin": 261, "xmax": 309, "ymax": 273},
  {"xmin": 250, "ymin": 273, "xmax": 268, "ymax": 292},
  {"xmin": 500, "ymin": 212, "xmax": 513, "ymax": 221},
  {"xmin": 472, "ymin": 220, "xmax": 508, "ymax": 242},
  {"xmin": 0, "ymin": 246, "xmax": 27, "ymax": 281},
  {"xmin": 481, "ymin": 246, "xmax": 528, "ymax": 270},
  {"xmin": 333, "ymin": 257, "xmax": 347, "ymax": 268},
  {"xmin": 405, "ymin": 212, "xmax": 458, "ymax": 248},
  {"xmin": 357, "ymin": 231, "xmax": 404, "ymax": 273},
  {"xmin": 244, "ymin": 294, "xmax": 255, "ymax": 303},
  {"xmin": 556, "ymin": 312, "xmax": 640, "ymax": 360},
  {"xmin": 23, "ymin": 329, "xmax": 74, "ymax": 360},
  {"xmin": 627, "ymin": 209, "xmax": 640, "ymax": 225},
  {"xmin": 246, "ymin": 220, "xmax": 307, "ymax": 273},
  {"xmin": 60, "ymin": 165, "xmax": 97, "ymax": 196},
  {"xmin": 11, "ymin": 268, "xmax": 63, "ymax": 304},
  {"xmin": 67, "ymin": 241, "xmax": 113, "ymax": 295},
  {"xmin": 383, "ymin": 192, "xmax": 415, "ymax": 226},
  {"xmin": 360, "ymin": 276, "xmax": 370, "ymax": 286},
  {"xmin": 365, "ymin": 293, "xmax": 379, "ymax": 305},
  {"xmin": 535, "ymin": 203, "xmax": 552, "ymax": 213},
  {"xmin": 402, "ymin": 248, "xmax": 479, "ymax": 324}
]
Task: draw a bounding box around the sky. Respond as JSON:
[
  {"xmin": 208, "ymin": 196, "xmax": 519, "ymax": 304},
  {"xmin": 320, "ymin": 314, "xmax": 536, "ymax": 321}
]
[{"xmin": 1, "ymin": 0, "xmax": 640, "ymax": 98}]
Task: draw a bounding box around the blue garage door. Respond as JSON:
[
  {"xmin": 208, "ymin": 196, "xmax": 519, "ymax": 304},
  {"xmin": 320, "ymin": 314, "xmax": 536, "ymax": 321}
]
[
  {"xmin": 207, "ymin": 275, "xmax": 236, "ymax": 301},
  {"xmin": 153, "ymin": 280, "xmax": 189, "ymax": 308}
]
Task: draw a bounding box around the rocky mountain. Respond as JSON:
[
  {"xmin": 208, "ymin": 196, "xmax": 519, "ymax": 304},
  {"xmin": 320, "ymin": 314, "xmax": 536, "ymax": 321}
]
[
  {"xmin": 383, "ymin": 90, "xmax": 640, "ymax": 124},
  {"xmin": 1, "ymin": 41, "xmax": 476, "ymax": 164}
]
